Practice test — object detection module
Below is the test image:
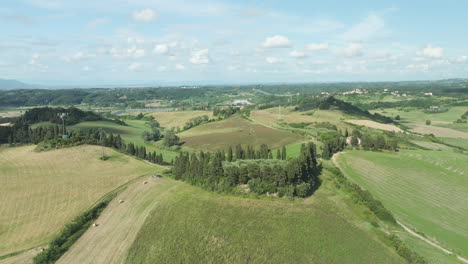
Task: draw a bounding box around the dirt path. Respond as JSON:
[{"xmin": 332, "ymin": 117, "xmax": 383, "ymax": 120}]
[
  {"xmin": 57, "ymin": 177, "xmax": 182, "ymax": 264},
  {"xmin": 397, "ymin": 221, "xmax": 468, "ymax": 263}
]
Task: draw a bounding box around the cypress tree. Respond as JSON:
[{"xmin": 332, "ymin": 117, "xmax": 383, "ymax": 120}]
[
  {"xmin": 281, "ymin": 145, "xmax": 287, "ymax": 160},
  {"xmin": 227, "ymin": 146, "xmax": 233, "ymax": 162}
]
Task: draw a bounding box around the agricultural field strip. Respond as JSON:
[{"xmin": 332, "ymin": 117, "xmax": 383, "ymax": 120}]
[{"xmin": 57, "ymin": 177, "xmax": 177, "ymax": 264}]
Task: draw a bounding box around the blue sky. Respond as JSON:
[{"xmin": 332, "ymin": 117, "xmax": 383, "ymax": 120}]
[{"xmin": 1, "ymin": 0, "xmax": 467, "ymax": 85}]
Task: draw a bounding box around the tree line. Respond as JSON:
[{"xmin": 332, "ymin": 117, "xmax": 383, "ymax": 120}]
[
  {"xmin": 172, "ymin": 143, "xmax": 319, "ymax": 197},
  {"xmin": 1, "ymin": 123, "xmax": 165, "ymax": 165}
]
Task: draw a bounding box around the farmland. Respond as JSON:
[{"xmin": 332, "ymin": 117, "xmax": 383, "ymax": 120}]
[
  {"xmin": 57, "ymin": 176, "xmax": 173, "ymax": 264},
  {"xmin": 179, "ymin": 117, "xmax": 304, "ymax": 151},
  {"xmin": 0, "ymin": 145, "xmax": 155, "ymax": 258},
  {"xmin": 124, "ymin": 176, "xmax": 403, "ymax": 263},
  {"xmin": 335, "ymin": 150, "xmax": 468, "ymax": 257}
]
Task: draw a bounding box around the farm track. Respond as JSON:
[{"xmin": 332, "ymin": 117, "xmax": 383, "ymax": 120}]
[
  {"xmin": 397, "ymin": 221, "xmax": 468, "ymax": 264},
  {"xmin": 57, "ymin": 178, "xmax": 182, "ymax": 264}
]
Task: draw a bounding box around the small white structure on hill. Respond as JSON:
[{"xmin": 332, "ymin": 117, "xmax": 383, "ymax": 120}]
[
  {"xmin": 424, "ymin": 92, "xmax": 433, "ymax": 96},
  {"xmin": 346, "ymin": 136, "xmax": 362, "ymax": 146},
  {"xmin": 232, "ymin": 99, "xmax": 252, "ymax": 106}
]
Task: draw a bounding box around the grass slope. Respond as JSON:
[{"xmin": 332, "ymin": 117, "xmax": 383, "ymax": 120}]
[
  {"xmin": 179, "ymin": 117, "xmax": 303, "ymax": 151},
  {"xmin": 335, "ymin": 150, "xmax": 468, "ymax": 257},
  {"xmin": 125, "ymin": 178, "xmax": 403, "ymax": 263},
  {"xmin": 0, "ymin": 145, "xmax": 155, "ymax": 257},
  {"xmin": 57, "ymin": 174, "xmax": 172, "ymax": 264}
]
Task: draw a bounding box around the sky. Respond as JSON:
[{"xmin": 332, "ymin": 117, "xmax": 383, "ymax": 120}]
[{"xmin": 1, "ymin": 0, "xmax": 467, "ymax": 86}]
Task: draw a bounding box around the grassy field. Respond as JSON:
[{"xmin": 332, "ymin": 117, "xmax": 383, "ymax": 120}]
[
  {"xmin": 0, "ymin": 145, "xmax": 156, "ymax": 258},
  {"xmin": 123, "ymin": 179, "xmax": 403, "ymax": 263},
  {"xmin": 69, "ymin": 120, "xmax": 178, "ymax": 161},
  {"xmin": 335, "ymin": 150, "xmax": 468, "ymax": 257},
  {"xmin": 146, "ymin": 110, "xmax": 213, "ymax": 129},
  {"xmin": 345, "ymin": 119, "xmax": 403, "ymax": 132},
  {"xmin": 179, "ymin": 117, "xmax": 304, "ymax": 151}
]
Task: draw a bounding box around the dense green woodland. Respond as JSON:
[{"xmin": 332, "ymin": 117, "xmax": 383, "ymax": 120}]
[{"xmin": 172, "ymin": 143, "xmax": 320, "ymax": 197}]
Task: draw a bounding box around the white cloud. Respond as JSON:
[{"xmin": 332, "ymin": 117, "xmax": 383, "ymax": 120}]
[
  {"xmin": 343, "ymin": 14, "xmax": 385, "ymax": 41},
  {"xmin": 290, "ymin": 50, "xmax": 307, "ymax": 58},
  {"xmin": 82, "ymin": 65, "xmax": 91, "ymax": 71},
  {"xmin": 87, "ymin": 18, "xmax": 109, "ymax": 29},
  {"xmin": 127, "ymin": 46, "xmax": 146, "ymax": 58},
  {"xmin": 454, "ymin": 56, "xmax": 467, "ymax": 62},
  {"xmin": 153, "ymin": 44, "xmax": 169, "ymax": 55},
  {"xmin": 190, "ymin": 49, "xmax": 210, "ymax": 64},
  {"xmin": 156, "ymin": 66, "xmax": 167, "ymax": 72},
  {"xmin": 417, "ymin": 44, "xmax": 444, "ymax": 58},
  {"xmin": 29, "ymin": 54, "xmax": 39, "ymax": 65},
  {"xmin": 62, "ymin": 51, "xmax": 85, "ymax": 62},
  {"xmin": 406, "ymin": 63, "xmax": 429, "ymax": 72},
  {"xmin": 306, "ymin": 42, "xmax": 329, "ymax": 51},
  {"xmin": 128, "ymin": 62, "xmax": 141, "ymax": 71},
  {"xmin": 262, "ymin": 35, "xmax": 292, "ymax": 48},
  {"xmin": 339, "ymin": 43, "xmax": 363, "ymax": 57},
  {"xmin": 175, "ymin": 64, "xmax": 185, "ymax": 70},
  {"xmin": 132, "ymin": 8, "xmax": 158, "ymax": 22},
  {"xmin": 265, "ymin": 57, "xmax": 281, "ymax": 64}
]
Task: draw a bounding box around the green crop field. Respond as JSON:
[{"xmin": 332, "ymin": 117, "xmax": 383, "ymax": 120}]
[
  {"xmin": 69, "ymin": 120, "xmax": 178, "ymax": 161},
  {"xmin": 0, "ymin": 145, "xmax": 156, "ymax": 258},
  {"xmin": 124, "ymin": 178, "xmax": 402, "ymax": 263},
  {"xmin": 335, "ymin": 150, "xmax": 468, "ymax": 258},
  {"xmin": 179, "ymin": 117, "xmax": 304, "ymax": 151}
]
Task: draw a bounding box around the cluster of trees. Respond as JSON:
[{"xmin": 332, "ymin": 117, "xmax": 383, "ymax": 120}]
[
  {"xmin": 172, "ymin": 143, "xmax": 319, "ymax": 197},
  {"xmin": 17, "ymin": 107, "xmax": 102, "ymax": 125},
  {"xmin": 455, "ymin": 111, "xmax": 467, "ymax": 123},
  {"xmin": 223, "ymin": 144, "xmax": 287, "ymax": 161},
  {"xmin": 213, "ymin": 106, "xmax": 240, "ymax": 118},
  {"xmin": 182, "ymin": 115, "xmax": 210, "ymax": 131},
  {"xmin": 296, "ymin": 96, "xmax": 394, "ymax": 124}
]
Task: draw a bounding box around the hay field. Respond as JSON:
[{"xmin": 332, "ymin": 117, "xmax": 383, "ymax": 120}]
[
  {"xmin": 179, "ymin": 117, "xmax": 304, "ymax": 151},
  {"xmin": 335, "ymin": 150, "xmax": 468, "ymax": 256},
  {"xmin": 345, "ymin": 119, "xmax": 403, "ymax": 132},
  {"xmin": 57, "ymin": 176, "xmax": 173, "ymax": 264},
  {"xmin": 124, "ymin": 178, "xmax": 403, "ymax": 263},
  {"xmin": 407, "ymin": 122, "xmax": 468, "ymax": 139},
  {"xmin": 0, "ymin": 145, "xmax": 155, "ymax": 258},
  {"xmin": 147, "ymin": 110, "xmax": 213, "ymax": 129}
]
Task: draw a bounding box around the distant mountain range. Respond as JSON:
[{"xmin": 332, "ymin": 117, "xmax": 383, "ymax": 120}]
[{"xmin": 0, "ymin": 79, "xmax": 35, "ymax": 90}]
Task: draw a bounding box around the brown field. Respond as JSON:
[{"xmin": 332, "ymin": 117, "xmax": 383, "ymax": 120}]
[
  {"xmin": 0, "ymin": 145, "xmax": 155, "ymax": 258},
  {"xmin": 147, "ymin": 110, "xmax": 213, "ymax": 129},
  {"xmin": 179, "ymin": 117, "xmax": 303, "ymax": 151},
  {"xmin": 345, "ymin": 120, "xmax": 403, "ymax": 132}
]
